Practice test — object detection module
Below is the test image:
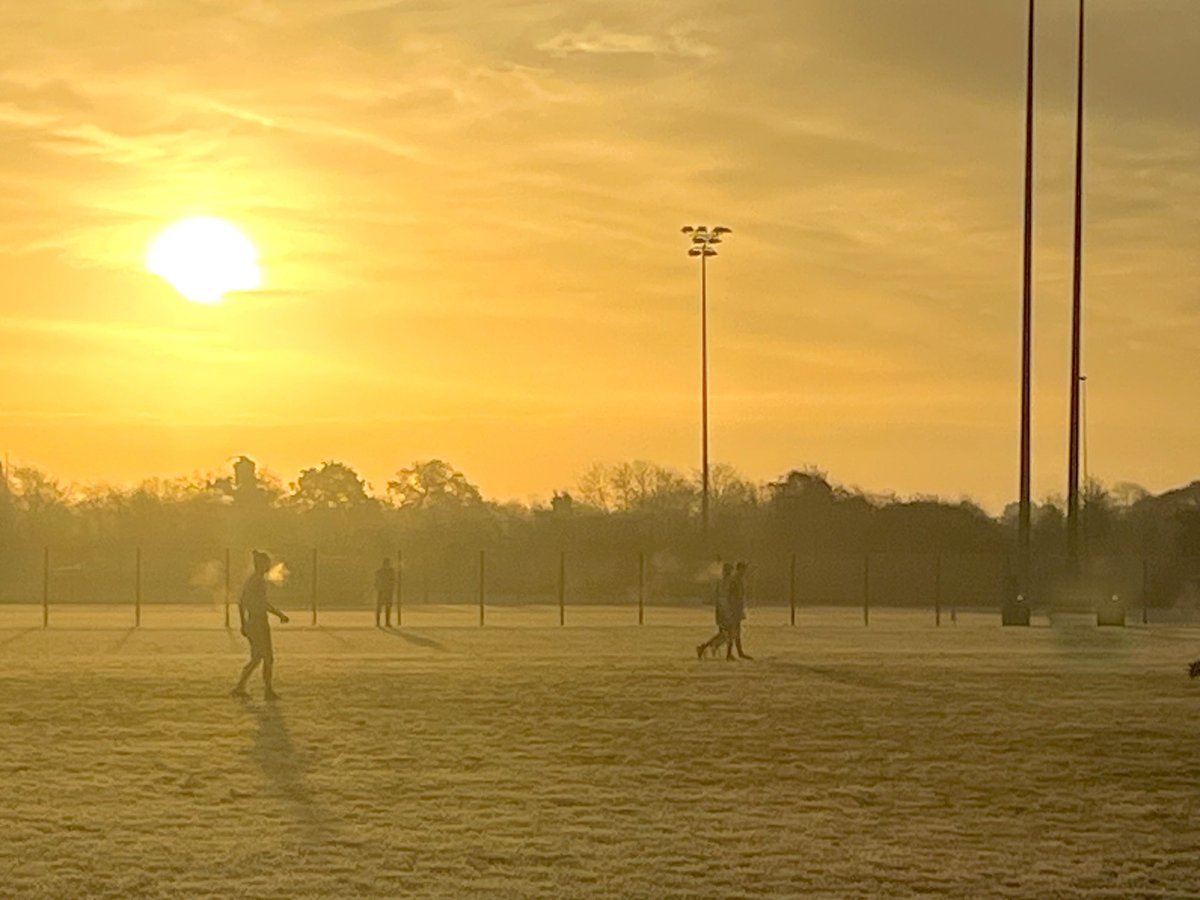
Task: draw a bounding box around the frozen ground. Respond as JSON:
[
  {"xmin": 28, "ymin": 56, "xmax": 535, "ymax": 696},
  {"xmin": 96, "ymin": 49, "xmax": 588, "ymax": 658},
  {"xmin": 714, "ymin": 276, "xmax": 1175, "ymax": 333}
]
[{"xmin": 2, "ymin": 604, "xmax": 1200, "ymax": 898}]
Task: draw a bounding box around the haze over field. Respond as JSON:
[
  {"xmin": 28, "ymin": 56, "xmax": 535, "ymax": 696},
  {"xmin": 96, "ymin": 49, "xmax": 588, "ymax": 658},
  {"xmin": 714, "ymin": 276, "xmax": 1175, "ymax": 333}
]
[{"xmin": 2, "ymin": 1, "xmax": 1199, "ymax": 510}]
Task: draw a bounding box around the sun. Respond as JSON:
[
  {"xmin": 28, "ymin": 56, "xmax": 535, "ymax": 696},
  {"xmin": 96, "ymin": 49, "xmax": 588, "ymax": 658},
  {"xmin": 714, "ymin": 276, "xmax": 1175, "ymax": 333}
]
[{"xmin": 146, "ymin": 216, "xmax": 262, "ymax": 304}]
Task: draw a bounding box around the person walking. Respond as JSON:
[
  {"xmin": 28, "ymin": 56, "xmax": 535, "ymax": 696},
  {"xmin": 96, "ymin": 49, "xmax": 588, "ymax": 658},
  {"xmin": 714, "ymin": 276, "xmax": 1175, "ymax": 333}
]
[
  {"xmin": 232, "ymin": 550, "xmax": 289, "ymax": 700},
  {"xmin": 374, "ymin": 557, "xmax": 396, "ymax": 628},
  {"xmin": 727, "ymin": 561, "xmax": 753, "ymax": 660},
  {"xmin": 697, "ymin": 562, "xmax": 735, "ymax": 659}
]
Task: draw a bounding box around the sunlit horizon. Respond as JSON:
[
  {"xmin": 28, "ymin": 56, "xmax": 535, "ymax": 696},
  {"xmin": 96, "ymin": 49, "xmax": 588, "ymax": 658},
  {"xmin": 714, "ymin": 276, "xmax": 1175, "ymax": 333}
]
[{"xmin": 3, "ymin": 0, "xmax": 1199, "ymax": 515}]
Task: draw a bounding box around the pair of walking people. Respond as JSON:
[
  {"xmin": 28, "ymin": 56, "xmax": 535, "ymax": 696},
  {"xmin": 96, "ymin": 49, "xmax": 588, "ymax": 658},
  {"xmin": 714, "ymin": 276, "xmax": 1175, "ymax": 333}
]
[{"xmin": 697, "ymin": 561, "xmax": 752, "ymax": 661}]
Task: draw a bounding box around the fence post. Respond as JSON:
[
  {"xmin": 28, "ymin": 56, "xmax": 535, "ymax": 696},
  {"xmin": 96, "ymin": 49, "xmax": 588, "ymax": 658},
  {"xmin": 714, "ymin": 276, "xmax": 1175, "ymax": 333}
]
[
  {"xmin": 638, "ymin": 551, "xmax": 645, "ymax": 625},
  {"xmin": 224, "ymin": 548, "xmax": 231, "ymax": 629},
  {"xmin": 863, "ymin": 553, "xmax": 870, "ymax": 626},
  {"xmin": 135, "ymin": 547, "xmax": 142, "ymax": 628},
  {"xmin": 42, "ymin": 546, "xmax": 49, "ymax": 628},
  {"xmin": 396, "ymin": 548, "xmax": 403, "ymax": 627},
  {"xmin": 934, "ymin": 551, "xmax": 942, "ymax": 627},
  {"xmin": 789, "ymin": 552, "xmax": 797, "ymax": 626},
  {"xmin": 311, "ymin": 547, "xmax": 318, "ymax": 626},
  {"xmin": 558, "ymin": 550, "xmax": 566, "ymax": 627},
  {"xmin": 1142, "ymin": 557, "xmax": 1149, "ymax": 625},
  {"xmin": 478, "ymin": 549, "xmax": 486, "ymax": 626}
]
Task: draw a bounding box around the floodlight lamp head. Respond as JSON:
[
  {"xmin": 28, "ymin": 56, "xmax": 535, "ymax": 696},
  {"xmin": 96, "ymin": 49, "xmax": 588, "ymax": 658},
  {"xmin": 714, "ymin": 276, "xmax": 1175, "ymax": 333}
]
[
  {"xmin": 681, "ymin": 226, "xmax": 695, "ymax": 234},
  {"xmin": 691, "ymin": 234, "xmax": 707, "ymax": 244},
  {"xmin": 712, "ymin": 226, "xmax": 731, "ymax": 234},
  {"xmin": 688, "ymin": 248, "xmax": 702, "ymax": 256},
  {"xmin": 703, "ymin": 248, "xmax": 717, "ymax": 257}
]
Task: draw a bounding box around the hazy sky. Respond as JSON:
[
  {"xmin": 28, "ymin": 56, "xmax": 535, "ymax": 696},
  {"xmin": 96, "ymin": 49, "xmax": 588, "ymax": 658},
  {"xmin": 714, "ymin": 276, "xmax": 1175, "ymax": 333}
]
[{"xmin": 2, "ymin": 0, "xmax": 1198, "ymax": 510}]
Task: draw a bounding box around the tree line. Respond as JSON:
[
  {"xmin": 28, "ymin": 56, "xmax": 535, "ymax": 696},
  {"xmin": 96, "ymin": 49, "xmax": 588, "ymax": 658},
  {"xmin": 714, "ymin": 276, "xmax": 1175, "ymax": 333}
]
[{"xmin": 1, "ymin": 455, "xmax": 1199, "ymax": 609}]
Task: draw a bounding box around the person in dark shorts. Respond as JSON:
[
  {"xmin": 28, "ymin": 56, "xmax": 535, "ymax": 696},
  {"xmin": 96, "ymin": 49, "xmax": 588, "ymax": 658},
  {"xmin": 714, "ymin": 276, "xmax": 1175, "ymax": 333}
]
[
  {"xmin": 374, "ymin": 557, "xmax": 396, "ymax": 628},
  {"xmin": 232, "ymin": 551, "xmax": 289, "ymax": 700},
  {"xmin": 696, "ymin": 562, "xmax": 735, "ymax": 659}
]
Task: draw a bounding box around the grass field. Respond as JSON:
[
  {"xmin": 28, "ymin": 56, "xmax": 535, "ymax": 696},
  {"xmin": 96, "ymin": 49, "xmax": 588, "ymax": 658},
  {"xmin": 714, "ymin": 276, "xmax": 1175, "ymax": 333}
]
[{"xmin": 2, "ymin": 605, "xmax": 1200, "ymax": 898}]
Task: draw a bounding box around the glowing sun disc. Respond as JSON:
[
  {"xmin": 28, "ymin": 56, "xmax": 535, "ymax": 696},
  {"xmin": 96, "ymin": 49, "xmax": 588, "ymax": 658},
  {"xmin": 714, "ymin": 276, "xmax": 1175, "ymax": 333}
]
[{"xmin": 147, "ymin": 216, "xmax": 261, "ymax": 304}]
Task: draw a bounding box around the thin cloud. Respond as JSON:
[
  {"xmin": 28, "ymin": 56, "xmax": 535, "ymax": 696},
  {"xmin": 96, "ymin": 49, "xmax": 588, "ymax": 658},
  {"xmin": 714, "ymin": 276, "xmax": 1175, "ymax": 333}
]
[{"xmin": 538, "ymin": 23, "xmax": 715, "ymax": 59}]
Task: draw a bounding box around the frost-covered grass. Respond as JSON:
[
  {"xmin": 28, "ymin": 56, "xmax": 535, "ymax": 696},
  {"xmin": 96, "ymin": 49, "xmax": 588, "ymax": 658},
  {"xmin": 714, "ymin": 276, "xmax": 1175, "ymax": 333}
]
[{"xmin": 2, "ymin": 605, "xmax": 1199, "ymax": 898}]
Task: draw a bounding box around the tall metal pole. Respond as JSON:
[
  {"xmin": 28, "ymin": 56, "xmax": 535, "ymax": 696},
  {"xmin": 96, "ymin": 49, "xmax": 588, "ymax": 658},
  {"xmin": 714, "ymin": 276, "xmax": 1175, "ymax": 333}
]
[
  {"xmin": 700, "ymin": 250, "xmax": 710, "ymax": 537},
  {"xmin": 1066, "ymin": 0, "xmax": 1086, "ymax": 579},
  {"xmin": 1080, "ymin": 373, "xmax": 1089, "ymax": 562},
  {"xmin": 682, "ymin": 226, "xmax": 729, "ymax": 541},
  {"xmin": 1018, "ymin": 0, "xmax": 1036, "ymax": 596},
  {"xmin": 1080, "ymin": 375, "xmax": 1089, "ymax": 489}
]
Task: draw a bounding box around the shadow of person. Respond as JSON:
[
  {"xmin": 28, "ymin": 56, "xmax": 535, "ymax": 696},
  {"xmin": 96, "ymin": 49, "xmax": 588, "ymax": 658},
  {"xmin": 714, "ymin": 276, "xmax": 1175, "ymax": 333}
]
[
  {"xmin": 380, "ymin": 629, "xmax": 448, "ymax": 652},
  {"xmin": 249, "ymin": 703, "xmax": 336, "ymax": 845},
  {"xmin": 765, "ymin": 661, "xmax": 907, "ymax": 693}
]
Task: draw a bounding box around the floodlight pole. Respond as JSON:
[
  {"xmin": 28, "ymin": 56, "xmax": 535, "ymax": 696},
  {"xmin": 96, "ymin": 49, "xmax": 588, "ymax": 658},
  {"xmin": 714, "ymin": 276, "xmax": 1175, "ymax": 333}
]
[
  {"xmin": 701, "ymin": 248, "xmax": 710, "ymax": 535},
  {"xmin": 1080, "ymin": 373, "xmax": 1089, "ymax": 560},
  {"xmin": 1080, "ymin": 375, "xmax": 1088, "ymax": 488},
  {"xmin": 682, "ymin": 225, "xmax": 731, "ymax": 542},
  {"xmin": 1018, "ymin": 0, "xmax": 1035, "ymax": 597},
  {"xmin": 1066, "ymin": 0, "xmax": 1085, "ymax": 580}
]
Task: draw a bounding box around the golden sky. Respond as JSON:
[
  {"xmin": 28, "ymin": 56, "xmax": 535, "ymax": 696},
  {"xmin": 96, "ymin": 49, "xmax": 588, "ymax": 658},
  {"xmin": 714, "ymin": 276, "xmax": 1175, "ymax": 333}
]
[{"xmin": 1, "ymin": 0, "xmax": 1198, "ymax": 510}]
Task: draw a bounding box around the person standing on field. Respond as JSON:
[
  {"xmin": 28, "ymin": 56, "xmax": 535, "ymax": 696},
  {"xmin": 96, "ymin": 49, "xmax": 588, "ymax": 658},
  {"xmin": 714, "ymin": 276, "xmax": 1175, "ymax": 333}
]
[
  {"xmin": 374, "ymin": 557, "xmax": 396, "ymax": 628},
  {"xmin": 232, "ymin": 551, "xmax": 289, "ymax": 700}
]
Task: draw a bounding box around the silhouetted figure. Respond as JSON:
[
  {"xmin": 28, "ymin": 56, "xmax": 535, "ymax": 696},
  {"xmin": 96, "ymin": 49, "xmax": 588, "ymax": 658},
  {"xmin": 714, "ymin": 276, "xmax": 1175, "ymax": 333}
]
[
  {"xmin": 696, "ymin": 562, "xmax": 735, "ymax": 659},
  {"xmin": 374, "ymin": 558, "xmax": 396, "ymax": 628},
  {"xmin": 1189, "ymin": 659, "xmax": 1200, "ymax": 679},
  {"xmin": 728, "ymin": 561, "xmax": 752, "ymax": 660},
  {"xmin": 232, "ymin": 551, "xmax": 289, "ymax": 700}
]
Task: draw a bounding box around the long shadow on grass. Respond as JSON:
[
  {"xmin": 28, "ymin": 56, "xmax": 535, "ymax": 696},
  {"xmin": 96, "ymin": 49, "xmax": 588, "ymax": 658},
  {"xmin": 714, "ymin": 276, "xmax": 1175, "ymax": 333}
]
[
  {"xmin": 107, "ymin": 628, "xmax": 135, "ymax": 654},
  {"xmin": 314, "ymin": 627, "xmax": 356, "ymax": 649},
  {"xmin": 763, "ymin": 660, "xmax": 964, "ymax": 703},
  {"xmin": 250, "ymin": 703, "xmax": 337, "ymax": 845},
  {"xmin": 762, "ymin": 661, "xmax": 910, "ymax": 692},
  {"xmin": 378, "ymin": 628, "xmax": 448, "ymax": 652},
  {"xmin": 0, "ymin": 628, "xmax": 39, "ymax": 648}
]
